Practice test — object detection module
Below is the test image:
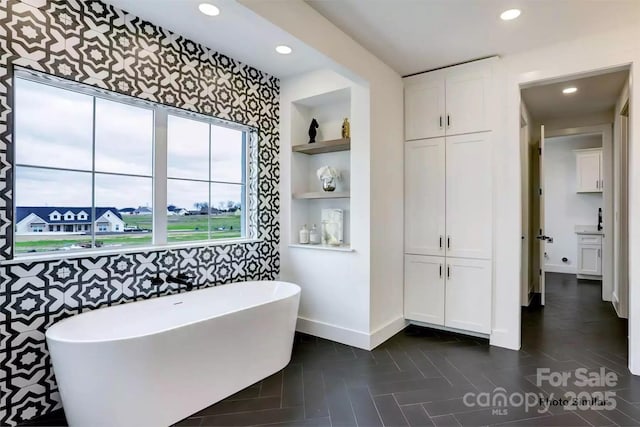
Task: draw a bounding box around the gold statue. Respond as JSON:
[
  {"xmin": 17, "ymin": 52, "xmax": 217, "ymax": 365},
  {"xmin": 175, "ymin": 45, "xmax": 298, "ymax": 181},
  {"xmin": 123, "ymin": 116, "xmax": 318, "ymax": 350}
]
[{"xmin": 341, "ymin": 117, "xmax": 350, "ymax": 139}]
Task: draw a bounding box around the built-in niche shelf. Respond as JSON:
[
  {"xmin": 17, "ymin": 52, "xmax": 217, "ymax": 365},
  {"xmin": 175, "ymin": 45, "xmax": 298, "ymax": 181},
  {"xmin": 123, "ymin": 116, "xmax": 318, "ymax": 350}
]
[
  {"xmin": 292, "ymin": 138, "xmax": 350, "ymax": 155},
  {"xmin": 293, "ymin": 191, "xmax": 350, "ymax": 200},
  {"xmin": 290, "ymin": 87, "xmax": 352, "ymax": 248},
  {"xmin": 289, "ymin": 243, "xmax": 354, "ymax": 252}
]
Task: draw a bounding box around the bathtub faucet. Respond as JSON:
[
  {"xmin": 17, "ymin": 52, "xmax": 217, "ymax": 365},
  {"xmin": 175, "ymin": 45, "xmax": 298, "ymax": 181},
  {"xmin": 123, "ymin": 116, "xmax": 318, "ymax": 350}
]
[{"xmin": 167, "ymin": 273, "xmax": 194, "ymax": 291}]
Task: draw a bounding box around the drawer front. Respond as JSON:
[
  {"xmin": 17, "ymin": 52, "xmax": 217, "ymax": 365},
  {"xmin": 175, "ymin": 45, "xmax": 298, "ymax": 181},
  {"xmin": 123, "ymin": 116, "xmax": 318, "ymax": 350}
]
[{"xmin": 578, "ymin": 234, "xmax": 602, "ymax": 245}]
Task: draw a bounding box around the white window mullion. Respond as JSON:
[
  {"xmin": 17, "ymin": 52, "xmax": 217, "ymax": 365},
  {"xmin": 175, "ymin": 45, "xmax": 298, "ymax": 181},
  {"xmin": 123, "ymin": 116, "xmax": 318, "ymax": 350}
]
[
  {"xmin": 153, "ymin": 108, "xmax": 168, "ymax": 245},
  {"xmin": 208, "ymin": 124, "xmax": 212, "ymax": 240},
  {"xmin": 91, "ymin": 97, "xmax": 97, "ymax": 248}
]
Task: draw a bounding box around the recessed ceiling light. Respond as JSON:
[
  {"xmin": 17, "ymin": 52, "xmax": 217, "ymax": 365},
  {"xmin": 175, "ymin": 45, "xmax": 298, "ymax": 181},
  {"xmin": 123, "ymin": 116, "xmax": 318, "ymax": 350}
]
[
  {"xmin": 275, "ymin": 45, "xmax": 292, "ymax": 55},
  {"xmin": 500, "ymin": 9, "xmax": 521, "ymax": 20},
  {"xmin": 198, "ymin": 3, "xmax": 220, "ymax": 16},
  {"xmin": 562, "ymin": 87, "xmax": 578, "ymax": 94}
]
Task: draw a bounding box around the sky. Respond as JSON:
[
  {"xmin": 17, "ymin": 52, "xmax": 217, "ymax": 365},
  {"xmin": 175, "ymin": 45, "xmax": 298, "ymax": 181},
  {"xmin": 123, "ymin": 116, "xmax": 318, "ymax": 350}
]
[{"xmin": 14, "ymin": 78, "xmax": 244, "ymax": 211}]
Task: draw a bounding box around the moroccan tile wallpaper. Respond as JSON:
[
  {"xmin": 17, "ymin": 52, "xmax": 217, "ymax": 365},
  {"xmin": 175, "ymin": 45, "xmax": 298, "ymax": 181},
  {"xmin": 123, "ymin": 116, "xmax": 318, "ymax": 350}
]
[{"xmin": 0, "ymin": 0, "xmax": 280, "ymax": 424}]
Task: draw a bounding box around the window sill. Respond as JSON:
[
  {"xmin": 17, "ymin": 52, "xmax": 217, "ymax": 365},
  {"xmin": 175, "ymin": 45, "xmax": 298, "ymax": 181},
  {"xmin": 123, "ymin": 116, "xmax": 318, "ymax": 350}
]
[{"xmin": 2, "ymin": 238, "xmax": 262, "ymax": 265}]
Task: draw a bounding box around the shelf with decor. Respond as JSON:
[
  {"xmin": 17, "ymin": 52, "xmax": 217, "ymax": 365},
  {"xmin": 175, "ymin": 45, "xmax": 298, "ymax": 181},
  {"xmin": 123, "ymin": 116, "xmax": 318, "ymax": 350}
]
[
  {"xmin": 290, "ymin": 87, "xmax": 352, "ymax": 248},
  {"xmin": 293, "ymin": 191, "xmax": 350, "ymax": 200},
  {"xmin": 292, "ymin": 138, "xmax": 350, "ymax": 155}
]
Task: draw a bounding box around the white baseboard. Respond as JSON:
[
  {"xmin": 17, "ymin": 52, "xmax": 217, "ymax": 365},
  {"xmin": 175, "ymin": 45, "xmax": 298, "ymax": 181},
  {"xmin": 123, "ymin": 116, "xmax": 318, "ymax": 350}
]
[
  {"xmin": 544, "ymin": 264, "xmax": 576, "ymax": 274},
  {"xmin": 490, "ymin": 328, "xmax": 520, "ymax": 351},
  {"xmin": 296, "ymin": 317, "xmax": 371, "ymax": 349},
  {"xmin": 296, "ymin": 316, "xmax": 407, "ymax": 350},
  {"xmin": 370, "ymin": 316, "xmax": 408, "ymax": 349}
]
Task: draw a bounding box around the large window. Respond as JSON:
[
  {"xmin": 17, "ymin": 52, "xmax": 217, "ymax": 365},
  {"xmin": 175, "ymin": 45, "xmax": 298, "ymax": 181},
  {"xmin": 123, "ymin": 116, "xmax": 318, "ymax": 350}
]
[
  {"xmin": 167, "ymin": 115, "xmax": 245, "ymax": 243},
  {"xmin": 13, "ymin": 70, "xmax": 251, "ymax": 256}
]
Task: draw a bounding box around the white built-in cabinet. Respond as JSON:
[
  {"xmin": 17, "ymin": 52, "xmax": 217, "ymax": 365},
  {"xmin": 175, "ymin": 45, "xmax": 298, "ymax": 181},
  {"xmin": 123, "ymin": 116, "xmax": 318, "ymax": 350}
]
[
  {"xmin": 577, "ymin": 233, "xmax": 602, "ymax": 278},
  {"xmin": 404, "ymin": 139, "xmax": 445, "ymax": 255},
  {"xmin": 404, "ymin": 255, "xmax": 445, "ymax": 325},
  {"xmin": 404, "ymin": 62, "xmax": 490, "ymax": 140},
  {"xmin": 575, "ymin": 148, "xmax": 603, "ymax": 193},
  {"xmin": 403, "ymin": 58, "xmax": 494, "ymax": 336}
]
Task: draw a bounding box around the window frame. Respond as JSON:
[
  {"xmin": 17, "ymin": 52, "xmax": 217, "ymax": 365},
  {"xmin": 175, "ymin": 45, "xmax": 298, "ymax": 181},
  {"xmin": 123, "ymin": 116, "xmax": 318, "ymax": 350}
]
[{"xmin": 11, "ymin": 67, "xmax": 257, "ymax": 259}]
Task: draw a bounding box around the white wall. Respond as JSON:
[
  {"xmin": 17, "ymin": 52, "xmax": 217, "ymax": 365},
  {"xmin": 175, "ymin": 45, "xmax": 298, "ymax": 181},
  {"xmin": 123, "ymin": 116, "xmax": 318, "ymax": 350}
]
[
  {"xmin": 241, "ymin": 0, "xmax": 405, "ymax": 349},
  {"xmin": 244, "ymin": 0, "xmax": 640, "ymax": 373},
  {"xmin": 280, "ymin": 69, "xmax": 372, "ymax": 347},
  {"xmin": 544, "ymin": 135, "xmax": 602, "ymax": 274}
]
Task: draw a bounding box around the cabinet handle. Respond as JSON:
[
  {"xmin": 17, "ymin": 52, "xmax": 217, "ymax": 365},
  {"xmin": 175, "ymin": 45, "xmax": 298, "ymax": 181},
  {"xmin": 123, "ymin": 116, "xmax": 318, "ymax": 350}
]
[
  {"xmin": 439, "ymin": 264, "xmax": 443, "ymax": 278},
  {"xmin": 439, "ymin": 116, "xmax": 443, "ymax": 129},
  {"xmin": 447, "ymin": 236, "xmax": 451, "ymax": 250},
  {"xmin": 601, "ymin": 179, "xmax": 604, "ymax": 189},
  {"xmin": 447, "ymin": 115, "xmax": 451, "ymax": 128},
  {"xmin": 447, "ymin": 265, "xmax": 451, "ymax": 280},
  {"xmin": 596, "ymin": 179, "xmax": 599, "ymax": 189},
  {"xmin": 598, "ymin": 249, "xmax": 601, "ymax": 258},
  {"xmin": 439, "ymin": 235, "xmax": 443, "ymax": 249}
]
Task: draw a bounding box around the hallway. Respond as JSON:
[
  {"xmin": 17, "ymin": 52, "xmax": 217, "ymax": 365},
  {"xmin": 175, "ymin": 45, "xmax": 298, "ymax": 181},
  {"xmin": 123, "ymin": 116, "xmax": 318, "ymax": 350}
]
[{"xmin": 522, "ymin": 273, "xmax": 628, "ymax": 367}]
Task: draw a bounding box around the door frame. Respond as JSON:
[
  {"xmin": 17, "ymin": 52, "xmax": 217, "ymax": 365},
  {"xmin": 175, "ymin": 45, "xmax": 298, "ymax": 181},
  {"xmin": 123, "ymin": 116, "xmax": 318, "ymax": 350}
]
[
  {"xmin": 541, "ymin": 124, "xmax": 614, "ymax": 302},
  {"xmin": 506, "ymin": 63, "xmax": 636, "ymax": 375}
]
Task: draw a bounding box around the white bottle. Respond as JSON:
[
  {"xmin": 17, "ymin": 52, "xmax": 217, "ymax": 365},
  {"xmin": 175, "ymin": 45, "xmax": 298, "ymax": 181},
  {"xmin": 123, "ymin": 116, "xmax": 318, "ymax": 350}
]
[
  {"xmin": 299, "ymin": 224, "xmax": 310, "ymax": 244},
  {"xmin": 309, "ymin": 224, "xmax": 320, "ymax": 244}
]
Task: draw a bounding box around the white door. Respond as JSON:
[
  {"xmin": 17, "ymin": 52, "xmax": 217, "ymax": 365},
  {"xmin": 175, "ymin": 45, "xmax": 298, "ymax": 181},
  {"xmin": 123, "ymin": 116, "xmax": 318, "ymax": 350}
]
[
  {"xmin": 444, "ymin": 257, "xmax": 491, "ymax": 334},
  {"xmin": 405, "ymin": 138, "xmax": 446, "ymax": 256},
  {"xmin": 445, "ymin": 133, "xmax": 492, "ymax": 259},
  {"xmin": 404, "ymin": 78, "xmax": 446, "ymax": 140},
  {"xmin": 404, "ymin": 255, "xmax": 445, "ymax": 325},
  {"xmin": 539, "ymin": 125, "xmax": 546, "ymax": 305},
  {"xmin": 578, "ymin": 245, "xmax": 602, "ymax": 276},
  {"xmin": 445, "ymin": 68, "xmax": 489, "ymax": 136},
  {"xmin": 576, "ymin": 150, "xmax": 602, "ymax": 192}
]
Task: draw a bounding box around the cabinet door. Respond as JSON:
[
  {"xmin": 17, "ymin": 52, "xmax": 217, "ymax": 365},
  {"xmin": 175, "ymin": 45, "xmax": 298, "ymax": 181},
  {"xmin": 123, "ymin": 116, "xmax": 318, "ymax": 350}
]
[
  {"xmin": 576, "ymin": 150, "xmax": 602, "ymax": 192},
  {"xmin": 404, "ymin": 255, "xmax": 445, "ymax": 325},
  {"xmin": 404, "ymin": 77, "xmax": 446, "ymax": 140},
  {"xmin": 578, "ymin": 244, "xmax": 602, "ymax": 276},
  {"xmin": 445, "ymin": 133, "xmax": 492, "ymax": 259},
  {"xmin": 444, "ymin": 258, "xmax": 491, "ymax": 334},
  {"xmin": 405, "ymin": 139, "xmax": 446, "ymax": 255},
  {"xmin": 445, "ymin": 68, "xmax": 490, "ymax": 136}
]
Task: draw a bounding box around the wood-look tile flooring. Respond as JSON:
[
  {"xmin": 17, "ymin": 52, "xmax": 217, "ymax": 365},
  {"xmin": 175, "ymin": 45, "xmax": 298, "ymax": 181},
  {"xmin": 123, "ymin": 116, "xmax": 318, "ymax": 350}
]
[{"xmin": 24, "ymin": 273, "xmax": 638, "ymax": 426}]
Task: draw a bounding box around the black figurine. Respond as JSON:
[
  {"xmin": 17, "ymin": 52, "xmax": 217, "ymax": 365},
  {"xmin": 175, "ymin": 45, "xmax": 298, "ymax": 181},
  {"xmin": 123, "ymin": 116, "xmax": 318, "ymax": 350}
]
[{"xmin": 308, "ymin": 118, "xmax": 319, "ymax": 143}]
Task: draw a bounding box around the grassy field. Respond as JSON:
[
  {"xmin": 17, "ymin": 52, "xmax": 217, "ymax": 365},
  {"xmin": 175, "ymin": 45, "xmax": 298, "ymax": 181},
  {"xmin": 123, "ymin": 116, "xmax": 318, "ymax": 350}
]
[{"xmin": 15, "ymin": 214, "xmax": 242, "ymax": 253}]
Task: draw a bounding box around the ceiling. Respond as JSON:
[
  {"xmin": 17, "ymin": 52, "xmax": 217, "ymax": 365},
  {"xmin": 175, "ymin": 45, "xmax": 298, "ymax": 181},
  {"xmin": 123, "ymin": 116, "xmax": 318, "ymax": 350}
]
[
  {"xmin": 104, "ymin": 0, "xmax": 330, "ymax": 78},
  {"xmin": 306, "ymin": 0, "xmax": 640, "ymax": 76},
  {"xmin": 521, "ymin": 70, "xmax": 629, "ymax": 122}
]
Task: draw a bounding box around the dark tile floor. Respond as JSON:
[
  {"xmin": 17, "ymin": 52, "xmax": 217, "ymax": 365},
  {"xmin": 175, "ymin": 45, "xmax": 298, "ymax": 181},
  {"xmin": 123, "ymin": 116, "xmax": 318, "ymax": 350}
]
[{"xmin": 23, "ymin": 273, "xmax": 639, "ymax": 426}]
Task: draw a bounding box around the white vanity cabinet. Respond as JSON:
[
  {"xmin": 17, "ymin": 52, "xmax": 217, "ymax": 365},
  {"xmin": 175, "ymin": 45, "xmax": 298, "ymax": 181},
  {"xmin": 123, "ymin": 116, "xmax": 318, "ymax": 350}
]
[
  {"xmin": 575, "ymin": 148, "xmax": 603, "ymax": 193},
  {"xmin": 576, "ymin": 229, "xmax": 602, "ymax": 279}
]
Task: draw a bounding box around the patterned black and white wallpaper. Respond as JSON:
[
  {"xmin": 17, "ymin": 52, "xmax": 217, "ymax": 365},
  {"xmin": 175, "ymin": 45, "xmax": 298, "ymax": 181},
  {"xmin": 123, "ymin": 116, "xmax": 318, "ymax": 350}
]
[{"xmin": 0, "ymin": 0, "xmax": 280, "ymax": 425}]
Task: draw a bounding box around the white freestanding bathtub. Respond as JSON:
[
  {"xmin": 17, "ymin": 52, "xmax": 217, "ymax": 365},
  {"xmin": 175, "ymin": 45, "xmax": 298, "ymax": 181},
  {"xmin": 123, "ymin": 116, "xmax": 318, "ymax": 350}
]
[{"xmin": 46, "ymin": 280, "xmax": 301, "ymax": 427}]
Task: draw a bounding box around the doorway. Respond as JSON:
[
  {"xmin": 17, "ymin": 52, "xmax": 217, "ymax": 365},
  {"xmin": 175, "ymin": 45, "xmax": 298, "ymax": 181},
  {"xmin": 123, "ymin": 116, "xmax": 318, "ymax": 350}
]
[{"xmin": 519, "ymin": 68, "xmax": 630, "ymax": 360}]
